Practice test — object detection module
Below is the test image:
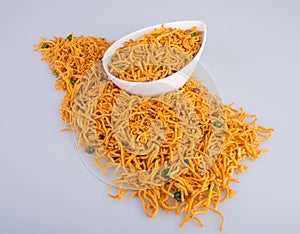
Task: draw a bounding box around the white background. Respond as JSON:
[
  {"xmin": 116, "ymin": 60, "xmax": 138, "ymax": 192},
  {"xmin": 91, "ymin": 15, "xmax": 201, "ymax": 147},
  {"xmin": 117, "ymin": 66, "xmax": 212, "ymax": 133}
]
[{"xmin": 0, "ymin": 0, "xmax": 299, "ymax": 233}]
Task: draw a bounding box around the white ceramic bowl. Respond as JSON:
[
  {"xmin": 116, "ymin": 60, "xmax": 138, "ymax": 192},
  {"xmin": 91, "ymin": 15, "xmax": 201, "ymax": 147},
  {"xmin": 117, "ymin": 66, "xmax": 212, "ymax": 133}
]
[{"xmin": 102, "ymin": 20, "xmax": 207, "ymax": 97}]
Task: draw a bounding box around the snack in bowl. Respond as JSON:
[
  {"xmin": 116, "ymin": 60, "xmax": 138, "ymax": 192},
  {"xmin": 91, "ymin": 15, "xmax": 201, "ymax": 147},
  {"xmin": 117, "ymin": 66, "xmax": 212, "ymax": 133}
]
[{"xmin": 102, "ymin": 21, "xmax": 207, "ymax": 97}]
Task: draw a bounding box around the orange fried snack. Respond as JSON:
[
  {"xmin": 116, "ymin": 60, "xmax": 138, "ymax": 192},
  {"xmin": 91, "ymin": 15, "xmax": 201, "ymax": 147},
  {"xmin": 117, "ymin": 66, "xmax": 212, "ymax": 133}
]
[{"xmin": 35, "ymin": 32, "xmax": 273, "ymax": 231}]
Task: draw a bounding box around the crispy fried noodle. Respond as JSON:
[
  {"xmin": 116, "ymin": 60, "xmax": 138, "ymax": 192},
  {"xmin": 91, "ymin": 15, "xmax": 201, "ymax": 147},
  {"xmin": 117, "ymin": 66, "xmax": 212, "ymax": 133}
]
[{"xmin": 35, "ymin": 27, "xmax": 273, "ymax": 231}]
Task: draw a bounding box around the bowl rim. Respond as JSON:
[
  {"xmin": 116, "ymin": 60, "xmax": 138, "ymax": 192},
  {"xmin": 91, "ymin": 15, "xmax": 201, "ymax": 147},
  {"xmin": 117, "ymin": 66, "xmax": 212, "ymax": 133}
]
[{"xmin": 102, "ymin": 20, "xmax": 207, "ymax": 85}]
